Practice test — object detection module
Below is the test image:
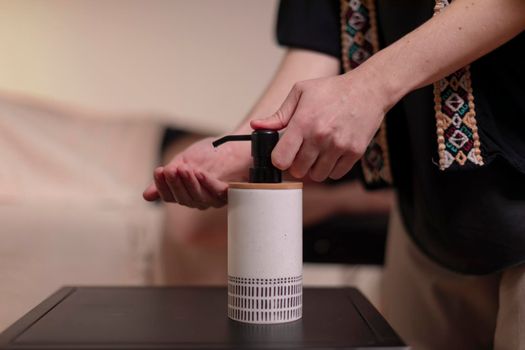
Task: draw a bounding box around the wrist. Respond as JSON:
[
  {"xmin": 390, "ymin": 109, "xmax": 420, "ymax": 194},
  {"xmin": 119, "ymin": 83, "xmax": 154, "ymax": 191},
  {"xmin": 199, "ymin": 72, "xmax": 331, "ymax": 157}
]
[
  {"xmin": 346, "ymin": 48, "xmax": 414, "ymax": 113},
  {"xmin": 218, "ymin": 135, "xmax": 252, "ymax": 180}
]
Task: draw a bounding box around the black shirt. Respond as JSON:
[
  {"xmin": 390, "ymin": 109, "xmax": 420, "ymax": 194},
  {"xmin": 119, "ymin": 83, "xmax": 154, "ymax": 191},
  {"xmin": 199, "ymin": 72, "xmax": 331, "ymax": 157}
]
[{"xmin": 277, "ymin": 0, "xmax": 525, "ymax": 274}]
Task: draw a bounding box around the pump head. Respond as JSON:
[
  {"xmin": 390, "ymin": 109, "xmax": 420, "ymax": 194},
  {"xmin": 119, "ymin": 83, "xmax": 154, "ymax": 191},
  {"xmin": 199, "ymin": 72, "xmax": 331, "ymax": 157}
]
[{"xmin": 212, "ymin": 130, "xmax": 281, "ymax": 183}]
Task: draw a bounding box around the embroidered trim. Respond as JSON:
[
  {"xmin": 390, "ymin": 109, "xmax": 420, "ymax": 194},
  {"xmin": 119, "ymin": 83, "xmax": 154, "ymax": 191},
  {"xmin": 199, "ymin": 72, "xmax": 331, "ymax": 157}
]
[
  {"xmin": 433, "ymin": 0, "xmax": 483, "ymax": 170},
  {"xmin": 340, "ymin": 0, "xmax": 393, "ymax": 186}
]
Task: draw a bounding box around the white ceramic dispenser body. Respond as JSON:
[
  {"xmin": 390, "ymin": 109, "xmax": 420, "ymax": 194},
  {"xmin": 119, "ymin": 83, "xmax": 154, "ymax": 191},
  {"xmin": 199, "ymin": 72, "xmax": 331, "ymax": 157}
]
[{"xmin": 227, "ymin": 182, "xmax": 303, "ymax": 324}]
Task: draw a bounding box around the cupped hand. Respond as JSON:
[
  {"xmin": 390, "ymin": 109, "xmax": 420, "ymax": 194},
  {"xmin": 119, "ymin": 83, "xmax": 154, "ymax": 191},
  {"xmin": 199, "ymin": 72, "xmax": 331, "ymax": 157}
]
[
  {"xmin": 250, "ymin": 71, "xmax": 390, "ymax": 182},
  {"xmin": 143, "ymin": 136, "xmax": 250, "ymax": 209}
]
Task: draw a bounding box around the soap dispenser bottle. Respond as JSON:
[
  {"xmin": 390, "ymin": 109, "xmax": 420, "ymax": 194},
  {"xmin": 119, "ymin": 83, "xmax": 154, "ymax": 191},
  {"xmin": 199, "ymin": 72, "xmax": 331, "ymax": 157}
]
[{"xmin": 213, "ymin": 130, "xmax": 303, "ymax": 324}]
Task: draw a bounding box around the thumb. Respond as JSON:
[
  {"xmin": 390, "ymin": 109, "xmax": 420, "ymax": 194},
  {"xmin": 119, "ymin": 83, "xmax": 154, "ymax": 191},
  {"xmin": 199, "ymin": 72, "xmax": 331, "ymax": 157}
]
[
  {"xmin": 143, "ymin": 182, "xmax": 160, "ymax": 201},
  {"xmin": 250, "ymin": 84, "xmax": 302, "ymax": 130}
]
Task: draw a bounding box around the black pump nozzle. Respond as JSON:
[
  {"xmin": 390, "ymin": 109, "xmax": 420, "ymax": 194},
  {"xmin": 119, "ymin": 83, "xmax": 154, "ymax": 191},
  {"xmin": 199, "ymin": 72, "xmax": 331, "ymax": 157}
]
[
  {"xmin": 212, "ymin": 130, "xmax": 281, "ymax": 183},
  {"xmin": 212, "ymin": 135, "xmax": 251, "ymax": 147}
]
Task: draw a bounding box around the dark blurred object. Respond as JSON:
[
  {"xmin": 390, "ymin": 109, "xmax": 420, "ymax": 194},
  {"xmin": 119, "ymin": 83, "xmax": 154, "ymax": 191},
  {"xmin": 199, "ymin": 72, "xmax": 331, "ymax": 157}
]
[
  {"xmin": 303, "ymin": 213, "xmax": 387, "ymax": 265},
  {"xmin": 161, "ymin": 128, "xmax": 189, "ymax": 153},
  {"xmin": 303, "ymin": 164, "xmax": 388, "ymax": 265}
]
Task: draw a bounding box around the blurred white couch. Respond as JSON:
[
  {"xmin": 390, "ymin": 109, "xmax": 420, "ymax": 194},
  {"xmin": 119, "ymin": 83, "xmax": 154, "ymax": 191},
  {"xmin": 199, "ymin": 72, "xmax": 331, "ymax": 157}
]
[
  {"xmin": 0, "ymin": 93, "xmax": 164, "ymax": 331},
  {"xmin": 0, "ymin": 0, "xmax": 283, "ymax": 330}
]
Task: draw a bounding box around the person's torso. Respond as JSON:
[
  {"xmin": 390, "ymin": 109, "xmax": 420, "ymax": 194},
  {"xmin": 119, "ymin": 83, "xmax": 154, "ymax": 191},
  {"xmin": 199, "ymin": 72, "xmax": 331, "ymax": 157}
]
[{"xmin": 377, "ymin": 0, "xmax": 525, "ymax": 274}]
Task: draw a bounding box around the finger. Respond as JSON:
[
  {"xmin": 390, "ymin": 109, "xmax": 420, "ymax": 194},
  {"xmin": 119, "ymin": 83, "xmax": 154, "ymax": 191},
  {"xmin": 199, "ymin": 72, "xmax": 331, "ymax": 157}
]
[
  {"xmin": 164, "ymin": 166, "xmax": 194, "ymax": 206},
  {"xmin": 143, "ymin": 182, "xmax": 160, "ymax": 201},
  {"xmin": 309, "ymin": 150, "xmax": 343, "ymax": 182},
  {"xmin": 288, "ymin": 141, "xmax": 319, "ymax": 179},
  {"xmin": 154, "ymin": 167, "xmax": 175, "ymax": 202},
  {"xmin": 329, "ymin": 154, "xmax": 358, "ymax": 180},
  {"xmin": 174, "ymin": 167, "xmax": 199, "ymax": 207},
  {"xmin": 177, "ymin": 166, "xmax": 205, "ymax": 209},
  {"xmin": 271, "ymin": 126, "xmax": 303, "ymax": 170},
  {"xmin": 192, "ymin": 171, "xmax": 227, "ymax": 208},
  {"xmin": 196, "ymin": 170, "xmax": 228, "ymax": 205},
  {"xmin": 250, "ymin": 84, "xmax": 302, "ymax": 130},
  {"xmin": 180, "ymin": 167, "xmax": 223, "ymax": 209}
]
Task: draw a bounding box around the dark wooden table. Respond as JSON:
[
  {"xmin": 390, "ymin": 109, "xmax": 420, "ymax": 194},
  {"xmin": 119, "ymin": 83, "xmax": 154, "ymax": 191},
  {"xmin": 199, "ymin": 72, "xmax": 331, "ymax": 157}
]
[{"xmin": 0, "ymin": 287, "xmax": 407, "ymax": 349}]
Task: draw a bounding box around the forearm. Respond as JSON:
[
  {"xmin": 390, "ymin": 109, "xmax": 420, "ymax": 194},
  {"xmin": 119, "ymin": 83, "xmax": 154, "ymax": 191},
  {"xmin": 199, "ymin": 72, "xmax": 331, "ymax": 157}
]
[
  {"xmin": 302, "ymin": 184, "xmax": 340, "ymax": 226},
  {"xmin": 234, "ymin": 49, "xmax": 340, "ymax": 134},
  {"xmin": 360, "ymin": 0, "xmax": 525, "ymax": 109},
  {"xmin": 303, "ymin": 182, "xmax": 393, "ymax": 226},
  {"xmin": 163, "ymin": 134, "xmax": 205, "ymax": 164}
]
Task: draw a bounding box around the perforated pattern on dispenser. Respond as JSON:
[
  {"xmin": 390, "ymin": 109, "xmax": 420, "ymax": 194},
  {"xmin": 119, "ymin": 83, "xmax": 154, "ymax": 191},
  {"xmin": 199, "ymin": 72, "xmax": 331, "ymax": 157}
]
[{"xmin": 227, "ymin": 276, "xmax": 302, "ymax": 323}]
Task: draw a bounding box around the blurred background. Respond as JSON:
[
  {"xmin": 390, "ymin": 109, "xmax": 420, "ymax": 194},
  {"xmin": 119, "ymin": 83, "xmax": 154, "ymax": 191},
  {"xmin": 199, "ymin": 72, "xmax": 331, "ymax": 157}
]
[{"xmin": 0, "ymin": 0, "xmax": 389, "ymax": 331}]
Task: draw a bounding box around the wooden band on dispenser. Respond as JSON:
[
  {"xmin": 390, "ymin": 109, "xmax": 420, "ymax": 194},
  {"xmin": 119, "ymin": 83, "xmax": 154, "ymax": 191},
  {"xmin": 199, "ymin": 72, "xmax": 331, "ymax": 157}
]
[{"xmin": 228, "ymin": 182, "xmax": 303, "ymax": 190}]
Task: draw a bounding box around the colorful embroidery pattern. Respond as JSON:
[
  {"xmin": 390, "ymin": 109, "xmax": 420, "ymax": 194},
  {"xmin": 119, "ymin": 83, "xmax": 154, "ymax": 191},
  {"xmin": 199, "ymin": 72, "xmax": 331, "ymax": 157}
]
[
  {"xmin": 340, "ymin": 0, "xmax": 392, "ymax": 186},
  {"xmin": 341, "ymin": 0, "xmax": 377, "ymax": 71},
  {"xmin": 433, "ymin": 0, "xmax": 483, "ymax": 169},
  {"xmin": 340, "ymin": 0, "xmax": 484, "ymax": 176}
]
